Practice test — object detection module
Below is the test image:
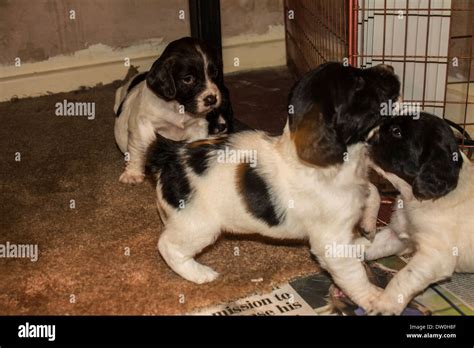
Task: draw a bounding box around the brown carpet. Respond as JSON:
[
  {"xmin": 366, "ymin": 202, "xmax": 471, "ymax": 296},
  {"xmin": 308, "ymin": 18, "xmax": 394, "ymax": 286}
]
[{"xmin": 0, "ymin": 67, "xmax": 324, "ymax": 315}]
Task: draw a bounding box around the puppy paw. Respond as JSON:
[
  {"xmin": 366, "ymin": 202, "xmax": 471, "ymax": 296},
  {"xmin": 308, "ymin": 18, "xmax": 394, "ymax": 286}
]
[
  {"xmin": 364, "ymin": 227, "xmax": 397, "ymax": 261},
  {"xmin": 182, "ymin": 262, "xmax": 219, "ymax": 284},
  {"xmin": 366, "ymin": 294, "xmax": 404, "ymax": 316},
  {"xmin": 119, "ymin": 170, "xmax": 145, "ymax": 184},
  {"xmin": 358, "ymin": 287, "xmax": 383, "ymax": 314},
  {"xmin": 359, "ymin": 218, "xmax": 377, "ymax": 239},
  {"xmin": 353, "ymin": 236, "xmax": 372, "ymax": 247},
  {"xmin": 364, "ymin": 246, "xmax": 379, "ymax": 261}
]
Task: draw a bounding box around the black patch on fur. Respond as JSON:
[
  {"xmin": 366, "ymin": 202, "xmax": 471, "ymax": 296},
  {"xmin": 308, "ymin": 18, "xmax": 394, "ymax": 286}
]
[
  {"xmin": 127, "ymin": 72, "xmax": 147, "ymax": 93},
  {"xmin": 146, "ymin": 134, "xmax": 192, "ymax": 209},
  {"xmin": 206, "ymin": 84, "xmax": 234, "ymax": 134},
  {"xmin": 115, "ymin": 72, "xmax": 148, "ymax": 117},
  {"xmin": 238, "ymin": 164, "xmax": 283, "ymax": 227},
  {"xmin": 369, "ymin": 112, "xmax": 463, "ymax": 200},
  {"xmin": 115, "ymin": 102, "xmax": 124, "ymax": 117},
  {"xmin": 186, "ymin": 138, "xmax": 227, "ymax": 175},
  {"xmin": 115, "ymin": 101, "xmax": 124, "ymax": 117}
]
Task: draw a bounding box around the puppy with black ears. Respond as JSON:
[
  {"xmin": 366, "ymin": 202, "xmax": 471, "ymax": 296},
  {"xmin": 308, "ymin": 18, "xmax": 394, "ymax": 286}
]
[
  {"xmin": 114, "ymin": 37, "xmax": 233, "ymax": 184},
  {"xmin": 146, "ymin": 62, "xmax": 400, "ymax": 312},
  {"xmin": 289, "ymin": 62, "xmax": 401, "ymax": 235},
  {"xmin": 360, "ymin": 113, "xmax": 473, "ymax": 315}
]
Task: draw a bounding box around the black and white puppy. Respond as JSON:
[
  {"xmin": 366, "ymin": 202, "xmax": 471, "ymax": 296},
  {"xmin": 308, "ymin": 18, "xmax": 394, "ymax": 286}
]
[
  {"xmin": 114, "ymin": 37, "xmax": 233, "ymax": 184},
  {"xmin": 146, "ymin": 62, "xmax": 400, "ymax": 312},
  {"xmin": 289, "ymin": 62, "xmax": 401, "ymax": 235},
  {"xmin": 359, "ymin": 113, "xmax": 473, "ymax": 315}
]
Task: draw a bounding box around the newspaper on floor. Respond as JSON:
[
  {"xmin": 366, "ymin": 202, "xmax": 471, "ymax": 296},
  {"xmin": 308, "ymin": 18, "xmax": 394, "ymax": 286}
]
[
  {"xmin": 439, "ymin": 273, "xmax": 474, "ymax": 311},
  {"xmin": 192, "ymin": 255, "xmax": 474, "ymax": 316},
  {"xmin": 195, "ymin": 283, "xmax": 316, "ymax": 316}
]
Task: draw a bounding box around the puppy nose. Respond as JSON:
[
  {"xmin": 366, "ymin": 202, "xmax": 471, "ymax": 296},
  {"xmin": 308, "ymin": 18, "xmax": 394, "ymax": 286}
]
[{"xmin": 204, "ymin": 94, "xmax": 217, "ymax": 106}]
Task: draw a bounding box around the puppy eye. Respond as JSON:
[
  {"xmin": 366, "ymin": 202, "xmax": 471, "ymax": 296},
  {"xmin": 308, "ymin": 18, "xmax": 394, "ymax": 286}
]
[
  {"xmin": 390, "ymin": 125, "xmax": 402, "ymax": 139},
  {"xmin": 182, "ymin": 75, "xmax": 195, "ymax": 85}
]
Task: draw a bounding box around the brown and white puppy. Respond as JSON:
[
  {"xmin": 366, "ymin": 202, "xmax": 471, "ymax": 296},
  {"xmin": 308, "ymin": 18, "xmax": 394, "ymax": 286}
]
[
  {"xmin": 114, "ymin": 37, "xmax": 233, "ymax": 184},
  {"xmin": 361, "ymin": 113, "xmax": 473, "ymax": 315},
  {"xmin": 146, "ymin": 63, "xmax": 400, "ymax": 312}
]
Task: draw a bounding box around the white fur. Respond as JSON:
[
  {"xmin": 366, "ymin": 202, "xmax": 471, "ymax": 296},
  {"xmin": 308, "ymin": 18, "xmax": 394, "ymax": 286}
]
[
  {"xmin": 155, "ymin": 128, "xmax": 383, "ymax": 310},
  {"xmin": 195, "ymin": 45, "xmax": 221, "ymax": 114},
  {"xmin": 363, "ymin": 155, "xmax": 474, "ymax": 315},
  {"xmin": 114, "ymin": 80, "xmax": 209, "ymax": 184}
]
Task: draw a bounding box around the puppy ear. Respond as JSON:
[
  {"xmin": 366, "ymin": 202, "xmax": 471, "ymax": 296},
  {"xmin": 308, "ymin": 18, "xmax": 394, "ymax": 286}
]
[
  {"xmin": 291, "ymin": 105, "xmax": 347, "ymax": 166},
  {"xmin": 412, "ymin": 147, "xmax": 462, "ymax": 200},
  {"xmin": 146, "ymin": 58, "xmax": 176, "ymax": 99},
  {"xmin": 373, "ymin": 63, "xmax": 395, "ymax": 74}
]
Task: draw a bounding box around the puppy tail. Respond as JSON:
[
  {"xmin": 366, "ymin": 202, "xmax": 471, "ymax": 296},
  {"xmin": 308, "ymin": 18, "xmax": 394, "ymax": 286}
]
[{"xmin": 146, "ymin": 133, "xmax": 185, "ymax": 178}]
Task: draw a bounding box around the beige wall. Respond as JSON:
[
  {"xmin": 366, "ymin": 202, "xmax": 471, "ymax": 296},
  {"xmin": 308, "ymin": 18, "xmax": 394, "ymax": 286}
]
[
  {"xmin": 0, "ymin": 0, "xmax": 285, "ymax": 101},
  {"xmin": 220, "ymin": 0, "xmax": 285, "ymax": 74},
  {"xmin": 221, "ymin": 0, "xmax": 283, "ymax": 38},
  {"xmin": 0, "ymin": 0, "xmax": 190, "ymax": 65}
]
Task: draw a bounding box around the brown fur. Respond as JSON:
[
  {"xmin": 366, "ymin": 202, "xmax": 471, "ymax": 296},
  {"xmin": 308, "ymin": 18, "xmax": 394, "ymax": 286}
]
[
  {"xmin": 186, "ymin": 137, "xmax": 227, "ymax": 149},
  {"xmin": 291, "ymin": 106, "xmax": 346, "ymax": 167}
]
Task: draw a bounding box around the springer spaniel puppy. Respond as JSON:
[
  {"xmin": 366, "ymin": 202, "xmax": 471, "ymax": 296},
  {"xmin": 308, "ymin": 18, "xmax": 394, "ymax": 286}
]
[
  {"xmin": 361, "ymin": 113, "xmax": 473, "ymax": 315},
  {"xmin": 147, "ymin": 62, "xmax": 400, "ymax": 311},
  {"xmin": 114, "ymin": 37, "xmax": 233, "ymax": 184},
  {"xmin": 289, "ymin": 62, "xmax": 400, "ymax": 236}
]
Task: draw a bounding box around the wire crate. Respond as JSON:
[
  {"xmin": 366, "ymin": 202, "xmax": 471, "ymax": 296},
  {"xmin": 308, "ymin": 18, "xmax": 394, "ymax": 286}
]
[{"xmin": 284, "ymin": 0, "xmax": 474, "ymax": 154}]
